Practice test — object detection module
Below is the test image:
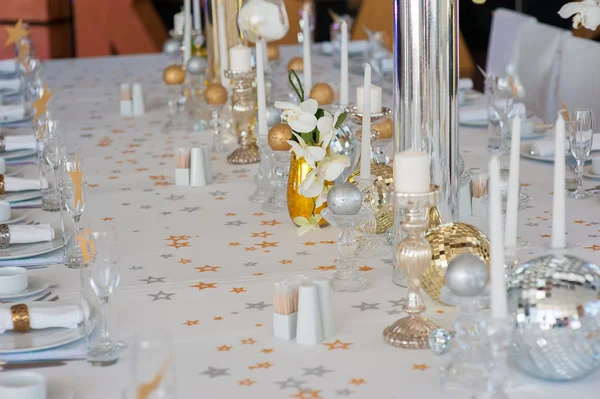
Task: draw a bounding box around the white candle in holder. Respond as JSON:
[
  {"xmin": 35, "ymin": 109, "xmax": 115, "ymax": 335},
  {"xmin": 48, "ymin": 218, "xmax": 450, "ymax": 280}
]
[
  {"xmin": 192, "ymin": 0, "xmax": 202, "ymax": 31},
  {"xmin": 229, "ymin": 45, "xmax": 252, "ymax": 72},
  {"xmin": 393, "ymin": 150, "xmax": 430, "ymax": 193},
  {"xmin": 552, "ymin": 114, "xmax": 566, "ymax": 249},
  {"xmin": 359, "ymin": 64, "xmax": 372, "ymax": 179},
  {"xmin": 504, "ymin": 114, "xmax": 521, "ymax": 250},
  {"xmin": 183, "ymin": 0, "xmax": 192, "ymax": 64},
  {"xmin": 356, "ymin": 85, "xmax": 382, "ymax": 114},
  {"xmin": 302, "ymin": 3, "xmax": 312, "ymax": 92},
  {"xmin": 340, "ymin": 21, "xmax": 348, "ymax": 107},
  {"xmin": 489, "ymin": 156, "xmax": 508, "ymax": 320},
  {"xmin": 217, "ymin": 3, "xmax": 229, "ymax": 84}
]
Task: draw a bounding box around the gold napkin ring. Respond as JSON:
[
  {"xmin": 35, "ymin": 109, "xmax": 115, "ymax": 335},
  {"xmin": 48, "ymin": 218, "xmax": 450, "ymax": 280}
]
[
  {"xmin": 11, "ymin": 304, "xmax": 30, "ymax": 333},
  {"xmin": 0, "ymin": 174, "xmax": 5, "ymax": 194}
]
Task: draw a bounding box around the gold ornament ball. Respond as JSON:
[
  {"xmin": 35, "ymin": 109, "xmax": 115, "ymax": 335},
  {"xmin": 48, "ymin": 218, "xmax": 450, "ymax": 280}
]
[
  {"xmin": 268, "ymin": 123, "xmax": 293, "ymax": 151},
  {"xmin": 422, "ymin": 222, "xmax": 490, "ymax": 303},
  {"xmin": 267, "ymin": 44, "xmax": 280, "ymax": 61},
  {"xmin": 309, "ymin": 83, "xmax": 335, "ymax": 105},
  {"xmin": 347, "ymin": 163, "xmax": 394, "ymax": 233},
  {"xmin": 287, "ymin": 57, "xmax": 304, "ymax": 72},
  {"xmin": 374, "ymin": 119, "xmax": 393, "ymax": 140},
  {"xmin": 204, "ymin": 83, "xmax": 228, "ymax": 105},
  {"xmin": 163, "ymin": 64, "xmax": 186, "ymax": 85}
]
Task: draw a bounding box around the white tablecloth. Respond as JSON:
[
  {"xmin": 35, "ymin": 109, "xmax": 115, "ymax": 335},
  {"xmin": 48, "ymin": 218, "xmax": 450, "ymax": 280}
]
[{"xmin": 11, "ymin": 47, "xmax": 600, "ymax": 398}]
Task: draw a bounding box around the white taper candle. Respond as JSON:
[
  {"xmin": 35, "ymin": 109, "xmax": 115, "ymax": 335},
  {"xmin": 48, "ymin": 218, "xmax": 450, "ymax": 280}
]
[
  {"xmin": 192, "ymin": 0, "xmax": 202, "ymax": 31},
  {"xmin": 256, "ymin": 39, "xmax": 268, "ymax": 137},
  {"xmin": 217, "ymin": 2, "xmax": 229, "ymax": 85},
  {"xmin": 359, "ymin": 64, "xmax": 371, "ymax": 179},
  {"xmin": 489, "ymin": 156, "xmax": 508, "ymax": 320},
  {"xmin": 340, "ymin": 21, "xmax": 348, "ymax": 107},
  {"xmin": 302, "ymin": 3, "xmax": 312, "ymax": 92},
  {"xmin": 552, "ymin": 113, "xmax": 566, "ymax": 249},
  {"xmin": 183, "ymin": 0, "xmax": 192, "ymax": 64},
  {"xmin": 504, "ymin": 114, "xmax": 521, "ymax": 249}
]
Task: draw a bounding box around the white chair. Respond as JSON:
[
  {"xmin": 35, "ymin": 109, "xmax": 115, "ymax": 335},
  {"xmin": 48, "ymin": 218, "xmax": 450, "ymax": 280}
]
[
  {"xmin": 486, "ymin": 8, "xmax": 536, "ymax": 77},
  {"xmin": 557, "ymin": 35, "xmax": 600, "ymax": 125},
  {"xmin": 513, "ymin": 21, "xmax": 572, "ymax": 122}
]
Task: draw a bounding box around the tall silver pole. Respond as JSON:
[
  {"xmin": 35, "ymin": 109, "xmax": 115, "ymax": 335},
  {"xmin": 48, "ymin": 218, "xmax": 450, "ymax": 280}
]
[{"xmin": 392, "ymin": 0, "xmax": 458, "ymax": 223}]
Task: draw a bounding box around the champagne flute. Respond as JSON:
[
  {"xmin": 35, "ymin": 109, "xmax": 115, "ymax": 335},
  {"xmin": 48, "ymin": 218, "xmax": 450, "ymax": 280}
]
[
  {"xmin": 86, "ymin": 229, "xmax": 122, "ymax": 366},
  {"xmin": 567, "ymin": 108, "xmax": 594, "ymax": 199},
  {"xmin": 60, "ymin": 156, "xmax": 88, "ymax": 268}
]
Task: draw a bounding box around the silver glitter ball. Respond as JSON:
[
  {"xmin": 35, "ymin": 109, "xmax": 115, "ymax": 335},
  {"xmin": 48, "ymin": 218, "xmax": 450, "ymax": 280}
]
[
  {"xmin": 186, "ymin": 56, "xmax": 206, "ymax": 76},
  {"xmin": 486, "ymin": 167, "xmax": 520, "ymax": 200},
  {"xmin": 445, "ymin": 254, "xmax": 489, "ymax": 297},
  {"xmin": 428, "ymin": 328, "xmax": 452, "ymax": 355},
  {"xmin": 327, "ymin": 183, "xmax": 363, "ymax": 216},
  {"xmin": 162, "ymin": 39, "xmax": 181, "ymax": 55},
  {"xmin": 508, "ymin": 254, "xmax": 600, "ymax": 381}
]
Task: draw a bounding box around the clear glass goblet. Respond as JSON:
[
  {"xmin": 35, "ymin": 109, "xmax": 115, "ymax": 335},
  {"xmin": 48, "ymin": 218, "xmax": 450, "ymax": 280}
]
[
  {"xmin": 566, "ymin": 108, "xmax": 594, "ymax": 199},
  {"xmin": 487, "ymin": 76, "xmax": 515, "ymax": 154},
  {"xmin": 86, "ymin": 229, "xmax": 122, "ymax": 366},
  {"xmin": 60, "ymin": 156, "xmax": 87, "ymax": 268}
]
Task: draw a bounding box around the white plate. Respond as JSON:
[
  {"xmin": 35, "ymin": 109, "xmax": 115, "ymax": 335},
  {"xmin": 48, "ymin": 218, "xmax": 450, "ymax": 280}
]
[
  {"xmin": 0, "ymin": 190, "xmax": 41, "ymax": 204},
  {"xmin": 0, "ymin": 276, "xmax": 49, "ymax": 300},
  {"xmin": 583, "ymin": 165, "xmax": 600, "ymax": 179},
  {"xmin": 0, "ymin": 304, "xmax": 85, "ymax": 354},
  {"xmin": 0, "ymin": 229, "xmax": 65, "ymax": 261},
  {"xmin": 520, "ymin": 144, "xmax": 553, "ymax": 162},
  {"xmin": 0, "ymin": 149, "xmax": 37, "ymax": 160},
  {"xmin": 463, "ymin": 90, "xmax": 482, "ymax": 102},
  {"xmin": 1, "ymin": 210, "xmax": 28, "ymax": 224},
  {"xmin": 5, "ymin": 166, "xmax": 22, "ymax": 177}
]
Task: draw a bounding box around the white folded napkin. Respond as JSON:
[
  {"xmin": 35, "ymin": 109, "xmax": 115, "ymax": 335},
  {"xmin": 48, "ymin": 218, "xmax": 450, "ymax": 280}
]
[
  {"xmin": 0, "ymin": 59, "xmax": 17, "ymax": 74},
  {"xmin": 531, "ymin": 133, "xmax": 600, "ymax": 156},
  {"xmin": 0, "ymin": 302, "xmax": 87, "ymax": 334},
  {"xmin": 459, "ymin": 102, "xmax": 527, "ymax": 123},
  {"xmin": 4, "ymin": 177, "xmax": 41, "ymax": 192},
  {"xmin": 459, "ymin": 78, "xmax": 473, "ymax": 91},
  {"xmin": 8, "ymin": 224, "xmax": 54, "ymax": 244},
  {"xmin": 0, "ymin": 104, "xmax": 25, "ymax": 122},
  {"xmin": 0, "ymin": 79, "xmax": 21, "ymax": 93},
  {"xmin": 4, "ymin": 135, "xmax": 36, "ymax": 151}
]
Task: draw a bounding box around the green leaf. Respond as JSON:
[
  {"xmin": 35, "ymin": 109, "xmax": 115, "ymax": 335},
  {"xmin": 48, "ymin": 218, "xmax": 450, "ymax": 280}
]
[
  {"xmin": 334, "ymin": 112, "xmax": 348, "ymax": 129},
  {"xmin": 300, "ymin": 132, "xmax": 314, "ymax": 145},
  {"xmin": 288, "ymin": 70, "xmax": 304, "ymax": 102}
]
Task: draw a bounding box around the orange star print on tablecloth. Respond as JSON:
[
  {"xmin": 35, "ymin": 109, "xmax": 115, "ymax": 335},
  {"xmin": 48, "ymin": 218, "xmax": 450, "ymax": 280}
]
[
  {"xmin": 178, "ymin": 258, "xmax": 192, "ymax": 264},
  {"xmin": 249, "ymin": 362, "xmax": 273, "ymax": 370},
  {"xmin": 167, "ymin": 241, "xmax": 189, "ymax": 249},
  {"xmin": 261, "ymin": 220, "xmax": 282, "ymax": 226},
  {"xmin": 358, "ymin": 266, "xmax": 374, "ymax": 272},
  {"xmin": 323, "ymin": 340, "xmax": 352, "ymax": 350},
  {"xmin": 217, "ymin": 345, "xmax": 232, "ymax": 351},
  {"xmin": 253, "ymin": 212, "xmax": 265, "ymax": 216},
  {"xmin": 238, "ymin": 379, "xmax": 256, "ymax": 386},
  {"xmin": 241, "ymin": 338, "xmax": 257, "ymax": 345},
  {"xmin": 585, "ymin": 244, "xmax": 600, "ymax": 251},
  {"xmin": 225, "ymin": 213, "xmax": 237, "ymax": 216},
  {"xmin": 183, "ymin": 320, "xmax": 199, "ymax": 326},
  {"xmin": 190, "ymin": 282, "xmax": 217, "ymax": 290},
  {"xmin": 229, "ymin": 242, "xmax": 241, "ymax": 247},
  {"xmin": 252, "ymin": 231, "xmax": 273, "ymax": 238},
  {"xmin": 255, "ymin": 241, "xmax": 278, "ymax": 248},
  {"xmin": 349, "ymin": 378, "xmax": 366, "ymax": 386},
  {"xmin": 304, "ymin": 242, "xmax": 316, "ymax": 246},
  {"xmin": 279, "ymin": 260, "xmax": 293, "ymax": 265},
  {"xmin": 261, "ymin": 348, "xmax": 273, "ymax": 354},
  {"xmin": 102, "ymin": 217, "xmax": 113, "ymax": 221},
  {"xmin": 574, "ymin": 220, "xmax": 585, "ymax": 224},
  {"xmin": 213, "ymin": 316, "xmax": 223, "ymax": 321},
  {"xmin": 196, "ymin": 265, "xmax": 220, "ymax": 273},
  {"xmin": 230, "ymin": 287, "xmax": 246, "ymax": 294},
  {"xmin": 314, "ymin": 266, "xmax": 336, "ymax": 271},
  {"xmin": 290, "ymin": 390, "xmax": 322, "ymax": 399},
  {"xmin": 413, "ymin": 364, "xmax": 430, "ymax": 371}
]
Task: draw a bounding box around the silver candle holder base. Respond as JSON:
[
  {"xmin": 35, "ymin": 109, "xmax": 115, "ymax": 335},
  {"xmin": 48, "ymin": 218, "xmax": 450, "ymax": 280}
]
[{"xmin": 346, "ymin": 106, "xmax": 391, "ymax": 165}]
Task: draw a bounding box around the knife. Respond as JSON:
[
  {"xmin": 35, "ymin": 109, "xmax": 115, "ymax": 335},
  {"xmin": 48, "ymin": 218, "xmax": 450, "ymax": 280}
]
[{"xmin": 0, "ymin": 360, "xmax": 72, "ymax": 370}]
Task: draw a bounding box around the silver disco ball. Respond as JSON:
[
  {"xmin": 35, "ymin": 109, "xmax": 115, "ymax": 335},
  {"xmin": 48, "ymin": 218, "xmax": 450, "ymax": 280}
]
[{"xmin": 507, "ymin": 254, "xmax": 600, "ymax": 381}]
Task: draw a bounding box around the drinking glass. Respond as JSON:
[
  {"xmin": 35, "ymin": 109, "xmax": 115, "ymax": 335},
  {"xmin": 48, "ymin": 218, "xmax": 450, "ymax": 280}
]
[
  {"xmin": 487, "ymin": 76, "xmax": 515, "ymax": 154},
  {"xmin": 567, "ymin": 108, "xmax": 594, "ymax": 199},
  {"xmin": 86, "ymin": 229, "xmax": 121, "ymax": 366},
  {"xmin": 60, "ymin": 156, "xmax": 87, "ymax": 268},
  {"xmin": 121, "ymin": 336, "xmax": 177, "ymax": 399}
]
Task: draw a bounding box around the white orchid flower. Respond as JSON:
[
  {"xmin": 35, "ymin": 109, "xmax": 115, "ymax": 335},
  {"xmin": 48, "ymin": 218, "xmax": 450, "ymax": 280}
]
[
  {"xmin": 317, "ymin": 153, "xmax": 351, "ymax": 182},
  {"xmin": 286, "ymin": 133, "xmax": 326, "ymax": 169},
  {"xmin": 274, "ymin": 99, "xmax": 319, "ymax": 133},
  {"xmin": 315, "ymin": 185, "xmax": 330, "ymax": 208},
  {"xmin": 316, "ymin": 110, "xmax": 344, "ymax": 149},
  {"xmin": 559, "ymin": 0, "xmax": 600, "ymax": 30},
  {"xmin": 293, "ymin": 215, "xmax": 322, "ymax": 236},
  {"xmin": 298, "ymin": 169, "xmax": 325, "ymax": 198}
]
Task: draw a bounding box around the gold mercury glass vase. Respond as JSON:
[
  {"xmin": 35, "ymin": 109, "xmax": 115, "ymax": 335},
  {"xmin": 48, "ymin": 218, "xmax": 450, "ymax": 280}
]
[{"xmin": 287, "ymin": 156, "xmax": 331, "ymax": 227}]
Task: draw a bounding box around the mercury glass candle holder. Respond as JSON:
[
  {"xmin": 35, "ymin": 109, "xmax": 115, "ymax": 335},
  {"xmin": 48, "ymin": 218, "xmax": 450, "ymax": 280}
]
[
  {"xmin": 383, "ymin": 185, "xmax": 441, "ymax": 349},
  {"xmin": 346, "ymin": 106, "xmax": 392, "ymax": 165},
  {"xmin": 263, "ymin": 150, "xmax": 290, "ymax": 212},
  {"xmin": 321, "ymin": 207, "xmax": 374, "ymax": 292},
  {"xmin": 354, "ymin": 175, "xmax": 392, "ymax": 258},
  {"xmin": 225, "ymin": 69, "xmax": 260, "ymax": 164}
]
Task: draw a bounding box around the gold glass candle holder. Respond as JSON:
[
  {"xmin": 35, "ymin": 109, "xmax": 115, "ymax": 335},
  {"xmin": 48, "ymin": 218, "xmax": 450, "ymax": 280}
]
[
  {"xmin": 383, "ymin": 185, "xmax": 441, "ymax": 349},
  {"xmin": 225, "ymin": 69, "xmax": 260, "ymax": 164}
]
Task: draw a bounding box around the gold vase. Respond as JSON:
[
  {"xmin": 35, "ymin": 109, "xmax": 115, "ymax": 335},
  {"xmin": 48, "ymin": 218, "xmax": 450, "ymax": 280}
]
[{"xmin": 287, "ymin": 156, "xmax": 330, "ymax": 227}]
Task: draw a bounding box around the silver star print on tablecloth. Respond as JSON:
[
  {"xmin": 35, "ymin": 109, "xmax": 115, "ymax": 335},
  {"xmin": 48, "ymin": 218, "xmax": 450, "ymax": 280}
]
[
  {"xmin": 225, "ymin": 220, "xmax": 247, "ymax": 227},
  {"xmin": 232, "ymin": 168, "xmax": 250, "ymax": 174},
  {"xmin": 302, "ymin": 366, "xmax": 333, "ymax": 377},
  {"xmin": 352, "ymin": 302, "xmax": 380, "ymax": 311},
  {"xmin": 140, "ymin": 205, "xmax": 153, "ymax": 209},
  {"xmin": 159, "ymin": 254, "xmax": 173, "ymax": 259},
  {"xmin": 243, "ymin": 262, "xmax": 258, "ymax": 267},
  {"xmin": 180, "ymin": 207, "xmax": 200, "ymax": 213},
  {"xmin": 381, "ymin": 259, "xmax": 393, "ymax": 265},
  {"xmin": 336, "ymin": 389, "xmax": 354, "ymax": 396},
  {"xmin": 160, "ymin": 212, "xmax": 172, "ymax": 215},
  {"xmin": 199, "ymin": 366, "xmax": 230, "ymax": 378},
  {"xmin": 388, "ymin": 300, "xmax": 404, "ymax": 307},
  {"xmin": 129, "ymin": 266, "xmax": 143, "ymax": 271},
  {"xmin": 166, "ymin": 194, "xmax": 185, "ymax": 201},
  {"xmin": 274, "ymin": 378, "xmax": 307, "ymax": 390},
  {"xmin": 209, "ymin": 191, "xmax": 227, "ymax": 196},
  {"xmin": 245, "ymin": 301, "xmax": 272, "ymax": 310},
  {"xmin": 296, "ymin": 251, "xmax": 309, "ymax": 256},
  {"xmin": 147, "ymin": 291, "xmax": 175, "ymax": 301},
  {"xmin": 387, "ymin": 309, "xmax": 402, "ymax": 315},
  {"xmin": 138, "ymin": 276, "xmax": 166, "ymax": 284}
]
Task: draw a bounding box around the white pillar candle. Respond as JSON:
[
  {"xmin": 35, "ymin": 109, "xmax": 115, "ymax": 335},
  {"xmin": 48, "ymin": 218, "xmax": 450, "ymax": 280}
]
[
  {"xmin": 359, "ymin": 64, "xmax": 372, "ymax": 179},
  {"xmin": 552, "ymin": 114, "xmax": 566, "ymax": 249},
  {"xmin": 393, "ymin": 150, "xmax": 430, "ymax": 193},
  {"xmin": 340, "ymin": 21, "xmax": 348, "ymax": 107},
  {"xmin": 174, "ymin": 11, "xmax": 184, "ymax": 34},
  {"xmin": 192, "ymin": 0, "xmax": 202, "ymax": 31},
  {"xmin": 183, "ymin": 0, "xmax": 192, "ymax": 64},
  {"xmin": 256, "ymin": 39, "xmax": 268, "ymax": 137},
  {"xmin": 229, "ymin": 45, "xmax": 252, "ymax": 72},
  {"xmin": 302, "ymin": 3, "xmax": 312, "ymax": 92},
  {"xmin": 356, "ymin": 85, "xmax": 382, "ymax": 114},
  {"xmin": 217, "ymin": 2, "xmax": 229, "ymax": 83},
  {"xmin": 504, "ymin": 114, "xmax": 521, "ymax": 249},
  {"xmin": 489, "ymin": 156, "xmax": 508, "ymax": 320}
]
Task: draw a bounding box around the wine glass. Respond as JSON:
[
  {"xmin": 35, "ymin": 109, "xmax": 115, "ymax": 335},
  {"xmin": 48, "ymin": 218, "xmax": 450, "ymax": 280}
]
[
  {"xmin": 43, "ymin": 120, "xmax": 65, "ymax": 170},
  {"xmin": 86, "ymin": 229, "xmax": 122, "ymax": 366},
  {"xmin": 566, "ymin": 108, "xmax": 594, "ymax": 199},
  {"xmin": 60, "ymin": 156, "xmax": 88, "ymax": 268},
  {"xmin": 487, "ymin": 75, "xmax": 515, "ymax": 154}
]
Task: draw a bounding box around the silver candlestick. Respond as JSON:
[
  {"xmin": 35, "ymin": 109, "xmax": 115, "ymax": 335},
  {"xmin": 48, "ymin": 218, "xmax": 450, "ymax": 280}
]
[{"xmin": 225, "ymin": 69, "xmax": 259, "ymax": 164}]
